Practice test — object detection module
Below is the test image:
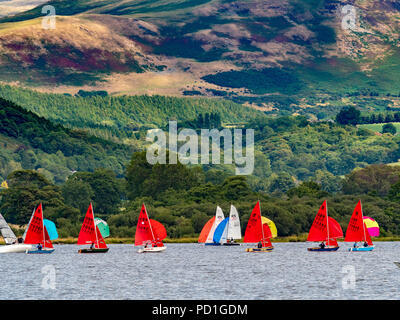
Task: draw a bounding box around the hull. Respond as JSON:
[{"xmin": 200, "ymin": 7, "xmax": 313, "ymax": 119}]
[
  {"xmin": 349, "ymin": 246, "xmax": 374, "ymax": 252},
  {"xmin": 26, "ymin": 248, "xmax": 55, "ymax": 254},
  {"xmin": 246, "ymin": 246, "xmax": 274, "ymax": 252},
  {"xmin": 308, "ymin": 246, "xmax": 339, "ymax": 252},
  {"xmin": 204, "ymin": 242, "xmax": 221, "ymax": 246},
  {"xmin": 138, "ymin": 246, "xmax": 166, "ymax": 253},
  {"xmin": 78, "ymin": 248, "xmax": 109, "ymax": 253},
  {"xmin": 0, "ymin": 244, "xmax": 32, "ymax": 253},
  {"xmin": 223, "ymin": 242, "xmax": 240, "ymax": 246}
]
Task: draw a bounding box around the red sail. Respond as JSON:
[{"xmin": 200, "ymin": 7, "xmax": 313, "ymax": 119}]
[
  {"xmin": 150, "ymin": 219, "xmax": 167, "ymax": 241},
  {"xmin": 77, "ymin": 203, "xmax": 107, "ymax": 248},
  {"xmin": 77, "ymin": 204, "xmax": 97, "ymax": 245},
  {"xmin": 307, "ymin": 200, "xmax": 328, "ymax": 242},
  {"xmin": 328, "ymin": 217, "xmax": 343, "ymax": 239},
  {"xmin": 198, "ymin": 217, "xmax": 215, "ymax": 243},
  {"xmin": 244, "ymin": 201, "xmax": 272, "ymax": 243},
  {"xmin": 262, "ymin": 223, "xmax": 273, "ymax": 239},
  {"xmin": 345, "ymin": 200, "xmax": 372, "ymax": 245},
  {"xmin": 24, "ymin": 204, "xmax": 53, "ymax": 248},
  {"xmin": 95, "ymin": 226, "xmax": 108, "ymax": 249},
  {"xmin": 135, "ymin": 204, "xmax": 154, "ymax": 245},
  {"xmin": 326, "ymin": 238, "xmax": 338, "ymax": 247}
]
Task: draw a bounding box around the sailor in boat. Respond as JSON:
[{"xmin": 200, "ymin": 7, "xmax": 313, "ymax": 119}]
[
  {"xmin": 18, "ymin": 237, "xmax": 23, "ymax": 244},
  {"xmin": 257, "ymin": 241, "xmax": 262, "ymax": 249},
  {"xmin": 319, "ymin": 242, "xmax": 325, "ymax": 249},
  {"xmin": 37, "ymin": 243, "xmax": 42, "ymax": 251},
  {"xmin": 363, "ymin": 241, "xmax": 368, "ymax": 247},
  {"xmin": 230, "ymin": 237, "xmax": 234, "ymax": 244},
  {"xmin": 353, "ymin": 242, "xmax": 358, "ymax": 249},
  {"xmin": 90, "ymin": 242, "xmax": 94, "ymax": 250}
]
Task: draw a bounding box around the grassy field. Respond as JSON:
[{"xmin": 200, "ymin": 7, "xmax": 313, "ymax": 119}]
[{"xmin": 358, "ymin": 122, "xmax": 400, "ymax": 135}]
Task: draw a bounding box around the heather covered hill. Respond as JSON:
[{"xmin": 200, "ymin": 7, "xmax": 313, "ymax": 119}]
[{"xmin": 1, "ymin": 0, "xmax": 400, "ymax": 117}]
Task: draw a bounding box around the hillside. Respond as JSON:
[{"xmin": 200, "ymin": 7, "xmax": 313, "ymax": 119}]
[
  {"xmin": 1, "ymin": 85, "xmax": 400, "ymax": 194},
  {"xmin": 0, "ymin": 97, "xmax": 135, "ymax": 183},
  {"xmin": 0, "ymin": 84, "xmax": 261, "ymax": 141},
  {"xmin": 1, "ymin": 0, "xmax": 400, "ymax": 117}
]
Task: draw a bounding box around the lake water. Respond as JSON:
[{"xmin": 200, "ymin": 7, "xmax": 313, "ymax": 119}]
[{"xmin": 1, "ymin": 242, "xmax": 400, "ymax": 300}]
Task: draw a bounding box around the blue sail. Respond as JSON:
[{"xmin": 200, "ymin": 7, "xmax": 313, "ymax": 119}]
[
  {"xmin": 43, "ymin": 219, "xmax": 58, "ymax": 240},
  {"xmin": 213, "ymin": 217, "xmax": 229, "ymax": 244}
]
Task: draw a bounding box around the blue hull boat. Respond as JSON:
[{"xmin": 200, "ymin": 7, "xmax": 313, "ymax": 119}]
[
  {"xmin": 349, "ymin": 246, "xmax": 374, "ymax": 252},
  {"xmin": 205, "ymin": 242, "xmax": 221, "ymax": 246},
  {"xmin": 26, "ymin": 248, "xmax": 55, "ymax": 254},
  {"xmin": 308, "ymin": 246, "xmax": 339, "ymax": 252}
]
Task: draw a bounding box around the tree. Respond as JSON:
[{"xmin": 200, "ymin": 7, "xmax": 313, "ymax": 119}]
[
  {"xmin": 62, "ymin": 178, "xmax": 94, "ymax": 213},
  {"xmin": 0, "ymin": 170, "xmax": 65, "ymax": 224},
  {"xmin": 336, "ymin": 106, "xmax": 361, "ymax": 125},
  {"xmin": 125, "ymin": 151, "xmax": 153, "ymax": 200},
  {"xmin": 382, "ymin": 123, "xmax": 397, "ymax": 135}
]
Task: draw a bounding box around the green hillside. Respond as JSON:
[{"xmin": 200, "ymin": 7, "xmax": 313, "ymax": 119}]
[
  {"xmin": 0, "ymin": 97, "xmax": 134, "ymax": 183},
  {"xmin": 0, "ymin": 84, "xmax": 261, "ymax": 141}
]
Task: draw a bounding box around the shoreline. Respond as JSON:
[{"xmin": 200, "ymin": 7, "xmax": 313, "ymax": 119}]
[{"xmin": 0, "ymin": 235, "xmax": 394, "ymax": 245}]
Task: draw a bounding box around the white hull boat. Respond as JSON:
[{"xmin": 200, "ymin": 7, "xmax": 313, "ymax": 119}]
[
  {"xmin": 138, "ymin": 246, "xmax": 166, "ymax": 253},
  {"xmin": 0, "ymin": 244, "xmax": 32, "ymax": 253}
]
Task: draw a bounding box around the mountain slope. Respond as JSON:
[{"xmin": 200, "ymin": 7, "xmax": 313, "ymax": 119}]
[
  {"xmin": 1, "ymin": 0, "xmax": 400, "ymax": 116},
  {"xmin": 0, "ymin": 97, "xmax": 135, "ymax": 183}
]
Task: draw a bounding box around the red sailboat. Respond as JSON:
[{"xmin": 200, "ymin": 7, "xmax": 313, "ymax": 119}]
[
  {"xmin": 307, "ymin": 200, "xmax": 343, "ymax": 251},
  {"xmin": 244, "ymin": 201, "xmax": 274, "ymax": 252},
  {"xmin": 135, "ymin": 204, "xmax": 167, "ymax": 253},
  {"xmin": 77, "ymin": 203, "xmax": 109, "ymax": 253},
  {"xmin": 345, "ymin": 200, "xmax": 374, "ymax": 251},
  {"xmin": 25, "ymin": 203, "xmax": 54, "ymax": 254}
]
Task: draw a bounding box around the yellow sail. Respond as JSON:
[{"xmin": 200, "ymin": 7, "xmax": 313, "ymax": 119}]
[{"xmin": 261, "ymin": 216, "xmax": 277, "ymax": 238}]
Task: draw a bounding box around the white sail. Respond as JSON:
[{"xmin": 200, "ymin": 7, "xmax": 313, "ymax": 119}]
[
  {"xmin": 0, "ymin": 213, "xmax": 17, "ymax": 244},
  {"xmin": 227, "ymin": 205, "xmax": 241, "ymax": 240},
  {"xmin": 205, "ymin": 206, "xmax": 225, "ymax": 243},
  {"xmin": 22, "ymin": 207, "xmax": 35, "ymax": 241}
]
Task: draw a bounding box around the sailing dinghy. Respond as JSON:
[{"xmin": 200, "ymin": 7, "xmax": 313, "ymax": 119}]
[
  {"xmin": 307, "ymin": 200, "xmax": 343, "ymax": 252},
  {"xmin": 244, "ymin": 201, "xmax": 274, "ymax": 252},
  {"xmin": 135, "ymin": 204, "xmax": 167, "ymax": 253},
  {"xmin": 0, "ymin": 213, "xmax": 32, "ymax": 253},
  {"xmin": 25, "ymin": 204, "xmax": 55, "ymax": 254},
  {"xmin": 198, "ymin": 206, "xmax": 225, "ymax": 246},
  {"xmin": 77, "ymin": 203, "xmax": 109, "ymax": 253},
  {"xmin": 345, "ymin": 200, "xmax": 374, "ymax": 252},
  {"xmin": 216, "ymin": 205, "xmax": 242, "ymax": 246}
]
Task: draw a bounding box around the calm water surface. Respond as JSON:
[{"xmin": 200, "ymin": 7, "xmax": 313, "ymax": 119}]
[{"xmin": 1, "ymin": 242, "xmax": 400, "ymax": 300}]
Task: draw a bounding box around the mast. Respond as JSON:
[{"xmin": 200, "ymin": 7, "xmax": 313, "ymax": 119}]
[
  {"xmin": 92, "ymin": 203, "xmax": 99, "ymax": 247},
  {"xmin": 259, "ymin": 201, "xmax": 265, "ymax": 245},
  {"xmin": 145, "ymin": 204, "xmax": 156, "ymax": 243},
  {"xmin": 360, "ymin": 200, "xmax": 367, "ymax": 243},
  {"xmin": 326, "ymin": 201, "xmax": 330, "ymax": 246},
  {"xmin": 41, "ymin": 204, "xmax": 46, "ymax": 248}
]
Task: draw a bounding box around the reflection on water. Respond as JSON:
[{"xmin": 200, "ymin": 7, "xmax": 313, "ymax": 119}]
[{"xmin": 1, "ymin": 242, "xmax": 399, "ymax": 300}]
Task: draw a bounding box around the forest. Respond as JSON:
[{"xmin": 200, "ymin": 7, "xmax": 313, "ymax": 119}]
[
  {"xmin": 1, "ymin": 88, "xmax": 400, "ymax": 239},
  {"xmin": 2, "ymin": 160, "xmax": 400, "ymax": 240}
]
